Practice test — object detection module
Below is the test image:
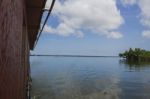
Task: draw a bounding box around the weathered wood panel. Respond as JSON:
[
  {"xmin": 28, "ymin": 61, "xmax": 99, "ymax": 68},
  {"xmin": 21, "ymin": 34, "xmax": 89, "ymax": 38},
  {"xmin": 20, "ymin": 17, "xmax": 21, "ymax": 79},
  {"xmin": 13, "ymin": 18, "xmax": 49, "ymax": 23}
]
[{"xmin": 0, "ymin": 0, "xmax": 29, "ymax": 99}]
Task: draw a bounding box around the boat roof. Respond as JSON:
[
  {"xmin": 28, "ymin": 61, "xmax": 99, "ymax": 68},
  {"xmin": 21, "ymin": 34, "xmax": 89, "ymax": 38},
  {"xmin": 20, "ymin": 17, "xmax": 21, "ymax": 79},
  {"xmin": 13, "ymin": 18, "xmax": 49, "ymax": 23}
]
[{"xmin": 26, "ymin": 0, "xmax": 46, "ymax": 50}]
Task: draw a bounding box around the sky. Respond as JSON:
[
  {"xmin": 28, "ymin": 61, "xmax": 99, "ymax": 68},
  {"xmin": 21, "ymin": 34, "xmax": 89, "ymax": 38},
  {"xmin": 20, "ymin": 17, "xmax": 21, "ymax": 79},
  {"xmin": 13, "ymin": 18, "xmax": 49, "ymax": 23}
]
[{"xmin": 31, "ymin": 0, "xmax": 150, "ymax": 56}]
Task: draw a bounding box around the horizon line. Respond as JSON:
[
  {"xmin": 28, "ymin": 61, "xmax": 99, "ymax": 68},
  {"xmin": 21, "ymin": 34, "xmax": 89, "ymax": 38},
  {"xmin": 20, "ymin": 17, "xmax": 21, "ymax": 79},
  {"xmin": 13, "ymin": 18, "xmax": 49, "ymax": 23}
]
[{"xmin": 30, "ymin": 54, "xmax": 119, "ymax": 57}]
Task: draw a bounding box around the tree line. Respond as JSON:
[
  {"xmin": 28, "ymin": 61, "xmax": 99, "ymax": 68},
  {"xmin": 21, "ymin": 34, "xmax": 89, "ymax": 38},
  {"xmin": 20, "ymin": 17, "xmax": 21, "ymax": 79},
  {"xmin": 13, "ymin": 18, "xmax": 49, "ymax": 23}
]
[{"xmin": 119, "ymin": 48, "xmax": 150, "ymax": 61}]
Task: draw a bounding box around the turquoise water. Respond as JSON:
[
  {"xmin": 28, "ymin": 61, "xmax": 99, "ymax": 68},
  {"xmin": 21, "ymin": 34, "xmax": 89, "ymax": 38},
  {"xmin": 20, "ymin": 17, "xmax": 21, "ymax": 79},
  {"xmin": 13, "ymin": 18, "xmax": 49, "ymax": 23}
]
[{"xmin": 30, "ymin": 56, "xmax": 150, "ymax": 99}]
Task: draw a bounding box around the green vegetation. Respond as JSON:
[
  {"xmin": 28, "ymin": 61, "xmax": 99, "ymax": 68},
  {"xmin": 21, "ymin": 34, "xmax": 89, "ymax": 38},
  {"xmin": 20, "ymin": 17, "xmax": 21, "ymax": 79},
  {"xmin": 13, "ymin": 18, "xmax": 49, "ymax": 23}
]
[{"xmin": 119, "ymin": 48, "xmax": 150, "ymax": 61}]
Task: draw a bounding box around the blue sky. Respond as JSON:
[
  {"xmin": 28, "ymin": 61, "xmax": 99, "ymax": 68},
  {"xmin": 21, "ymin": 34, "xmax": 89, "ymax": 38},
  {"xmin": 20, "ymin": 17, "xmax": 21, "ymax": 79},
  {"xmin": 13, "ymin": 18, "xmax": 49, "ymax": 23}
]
[{"xmin": 31, "ymin": 0, "xmax": 150, "ymax": 56}]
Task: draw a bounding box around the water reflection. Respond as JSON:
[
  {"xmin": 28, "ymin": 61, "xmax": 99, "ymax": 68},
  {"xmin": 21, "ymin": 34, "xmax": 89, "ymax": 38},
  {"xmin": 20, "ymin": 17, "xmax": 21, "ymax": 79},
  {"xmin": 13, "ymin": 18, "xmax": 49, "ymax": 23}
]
[
  {"xmin": 119, "ymin": 59, "xmax": 150, "ymax": 99},
  {"xmin": 31, "ymin": 73, "xmax": 121, "ymax": 99},
  {"xmin": 31, "ymin": 57, "xmax": 150, "ymax": 99},
  {"xmin": 119, "ymin": 59, "xmax": 150, "ymax": 70},
  {"xmin": 31, "ymin": 57, "xmax": 122, "ymax": 99}
]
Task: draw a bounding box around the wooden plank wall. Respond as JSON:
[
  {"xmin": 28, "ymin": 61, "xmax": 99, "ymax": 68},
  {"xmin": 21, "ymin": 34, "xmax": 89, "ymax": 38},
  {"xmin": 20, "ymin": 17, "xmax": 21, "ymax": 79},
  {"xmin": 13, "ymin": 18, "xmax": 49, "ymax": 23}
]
[{"xmin": 0, "ymin": 0, "xmax": 30, "ymax": 99}]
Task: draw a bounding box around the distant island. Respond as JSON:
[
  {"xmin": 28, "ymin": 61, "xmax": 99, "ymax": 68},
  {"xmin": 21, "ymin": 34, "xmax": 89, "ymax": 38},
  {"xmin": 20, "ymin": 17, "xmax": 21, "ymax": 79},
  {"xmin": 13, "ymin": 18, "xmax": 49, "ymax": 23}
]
[{"xmin": 119, "ymin": 48, "xmax": 150, "ymax": 61}]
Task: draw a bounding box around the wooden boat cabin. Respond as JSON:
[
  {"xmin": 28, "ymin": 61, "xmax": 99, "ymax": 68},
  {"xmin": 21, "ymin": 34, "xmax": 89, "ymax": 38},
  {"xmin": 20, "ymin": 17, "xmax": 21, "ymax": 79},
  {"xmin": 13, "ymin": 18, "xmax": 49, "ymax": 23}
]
[{"xmin": 0, "ymin": 0, "xmax": 54, "ymax": 98}]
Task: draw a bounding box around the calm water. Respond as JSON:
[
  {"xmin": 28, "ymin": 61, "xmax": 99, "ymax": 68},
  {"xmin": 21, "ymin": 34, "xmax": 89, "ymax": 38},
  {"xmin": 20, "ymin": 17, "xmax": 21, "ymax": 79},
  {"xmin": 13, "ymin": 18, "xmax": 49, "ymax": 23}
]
[{"xmin": 30, "ymin": 57, "xmax": 150, "ymax": 99}]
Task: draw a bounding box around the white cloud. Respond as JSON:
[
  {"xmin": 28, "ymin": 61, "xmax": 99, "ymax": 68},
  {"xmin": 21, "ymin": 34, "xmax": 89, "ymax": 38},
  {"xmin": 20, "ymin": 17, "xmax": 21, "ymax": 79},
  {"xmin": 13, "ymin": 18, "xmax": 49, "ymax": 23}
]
[
  {"xmin": 138, "ymin": 0, "xmax": 150, "ymax": 39},
  {"xmin": 43, "ymin": 24, "xmax": 55, "ymax": 33},
  {"xmin": 121, "ymin": 0, "xmax": 150, "ymax": 28},
  {"xmin": 44, "ymin": 0, "xmax": 124, "ymax": 39},
  {"xmin": 142, "ymin": 30, "xmax": 150, "ymax": 38},
  {"xmin": 107, "ymin": 31, "xmax": 123, "ymax": 39},
  {"xmin": 138, "ymin": 0, "xmax": 150, "ymax": 28},
  {"xmin": 43, "ymin": 24, "xmax": 84, "ymax": 37},
  {"xmin": 121, "ymin": 0, "xmax": 150, "ymax": 39}
]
